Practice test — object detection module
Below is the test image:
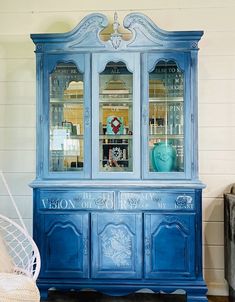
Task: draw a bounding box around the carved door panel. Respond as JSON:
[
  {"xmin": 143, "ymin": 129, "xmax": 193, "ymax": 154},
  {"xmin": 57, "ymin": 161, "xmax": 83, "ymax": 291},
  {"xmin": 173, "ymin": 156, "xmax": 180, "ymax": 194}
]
[
  {"xmin": 144, "ymin": 213, "xmax": 196, "ymax": 279},
  {"xmin": 39, "ymin": 213, "xmax": 89, "ymax": 278},
  {"xmin": 91, "ymin": 213, "xmax": 142, "ymax": 279}
]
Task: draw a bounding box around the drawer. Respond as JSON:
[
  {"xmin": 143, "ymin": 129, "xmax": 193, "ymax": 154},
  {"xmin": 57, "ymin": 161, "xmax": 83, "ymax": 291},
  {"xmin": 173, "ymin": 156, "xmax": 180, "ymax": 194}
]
[
  {"xmin": 38, "ymin": 190, "xmax": 114, "ymax": 210},
  {"xmin": 119, "ymin": 191, "xmax": 195, "ymax": 210}
]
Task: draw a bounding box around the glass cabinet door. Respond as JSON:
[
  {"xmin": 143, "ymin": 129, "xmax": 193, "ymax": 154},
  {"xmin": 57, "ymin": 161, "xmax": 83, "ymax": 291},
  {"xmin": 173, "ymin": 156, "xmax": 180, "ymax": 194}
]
[
  {"xmin": 43, "ymin": 54, "xmax": 90, "ymax": 178},
  {"xmin": 99, "ymin": 62, "xmax": 133, "ymax": 172},
  {"xmin": 143, "ymin": 53, "xmax": 191, "ymax": 179},
  {"xmin": 49, "ymin": 62, "xmax": 84, "ymax": 172},
  {"xmin": 92, "ymin": 53, "xmax": 140, "ymax": 179}
]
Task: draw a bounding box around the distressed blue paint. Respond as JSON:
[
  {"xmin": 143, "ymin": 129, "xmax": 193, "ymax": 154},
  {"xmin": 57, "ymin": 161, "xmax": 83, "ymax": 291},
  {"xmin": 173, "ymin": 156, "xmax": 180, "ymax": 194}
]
[
  {"xmin": 36, "ymin": 213, "xmax": 89, "ymax": 279},
  {"xmin": 144, "ymin": 213, "xmax": 196, "ymax": 279},
  {"xmin": 30, "ymin": 12, "xmax": 206, "ymax": 302}
]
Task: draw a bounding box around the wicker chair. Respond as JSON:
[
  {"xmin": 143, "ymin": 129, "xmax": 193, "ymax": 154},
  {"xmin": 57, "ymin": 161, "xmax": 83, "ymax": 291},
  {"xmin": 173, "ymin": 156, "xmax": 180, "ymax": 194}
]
[
  {"xmin": 0, "ymin": 172, "xmax": 41, "ymax": 302},
  {"xmin": 0, "ymin": 214, "xmax": 40, "ymax": 281}
]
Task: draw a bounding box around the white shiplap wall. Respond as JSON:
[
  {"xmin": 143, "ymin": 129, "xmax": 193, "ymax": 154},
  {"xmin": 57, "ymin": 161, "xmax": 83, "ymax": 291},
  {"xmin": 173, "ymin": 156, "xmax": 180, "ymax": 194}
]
[{"xmin": 0, "ymin": 0, "xmax": 234, "ymax": 296}]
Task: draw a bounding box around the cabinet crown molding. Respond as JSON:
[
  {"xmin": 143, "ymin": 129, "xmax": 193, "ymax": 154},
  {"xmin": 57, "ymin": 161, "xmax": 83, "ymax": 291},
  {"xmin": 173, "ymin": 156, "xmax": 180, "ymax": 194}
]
[{"xmin": 31, "ymin": 12, "xmax": 203, "ymax": 53}]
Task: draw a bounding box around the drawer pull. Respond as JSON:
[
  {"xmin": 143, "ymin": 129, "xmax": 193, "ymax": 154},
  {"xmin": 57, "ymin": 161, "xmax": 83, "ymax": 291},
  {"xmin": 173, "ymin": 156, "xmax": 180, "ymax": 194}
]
[
  {"xmin": 142, "ymin": 105, "xmax": 148, "ymax": 125},
  {"xmin": 145, "ymin": 237, "xmax": 151, "ymax": 256},
  {"xmin": 83, "ymin": 237, "xmax": 88, "ymax": 255},
  {"xmin": 84, "ymin": 107, "xmax": 90, "ymax": 126}
]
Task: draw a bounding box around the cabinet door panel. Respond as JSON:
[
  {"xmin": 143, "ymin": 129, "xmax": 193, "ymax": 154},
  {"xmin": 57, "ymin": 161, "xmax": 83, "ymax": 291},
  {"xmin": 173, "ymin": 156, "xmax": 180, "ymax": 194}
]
[
  {"xmin": 39, "ymin": 213, "xmax": 89, "ymax": 278},
  {"xmin": 91, "ymin": 213, "xmax": 142, "ymax": 279},
  {"xmin": 144, "ymin": 213, "xmax": 196, "ymax": 279}
]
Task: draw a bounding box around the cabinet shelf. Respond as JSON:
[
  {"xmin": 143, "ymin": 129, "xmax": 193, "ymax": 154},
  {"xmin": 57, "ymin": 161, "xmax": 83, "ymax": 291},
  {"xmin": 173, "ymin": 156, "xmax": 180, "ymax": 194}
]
[
  {"xmin": 102, "ymin": 159, "xmax": 129, "ymax": 162},
  {"xmin": 100, "ymin": 104, "xmax": 131, "ymax": 109},
  {"xmin": 51, "ymin": 156, "xmax": 81, "ymax": 159},
  {"xmin": 50, "ymin": 152, "xmax": 80, "ymax": 156},
  {"xmin": 149, "ymin": 97, "xmax": 183, "ymax": 103},
  {"xmin": 100, "ymin": 135, "xmax": 133, "ymax": 139},
  {"xmin": 102, "ymin": 143, "xmax": 129, "ymax": 145},
  {"xmin": 100, "ymin": 93, "xmax": 132, "ymax": 98},
  {"xmin": 100, "ymin": 99, "xmax": 132, "ymax": 103},
  {"xmin": 149, "ymin": 134, "xmax": 184, "ymax": 139},
  {"xmin": 50, "ymin": 134, "xmax": 84, "ymax": 139},
  {"xmin": 70, "ymin": 135, "xmax": 84, "ymax": 139},
  {"xmin": 50, "ymin": 98, "xmax": 84, "ymax": 104}
]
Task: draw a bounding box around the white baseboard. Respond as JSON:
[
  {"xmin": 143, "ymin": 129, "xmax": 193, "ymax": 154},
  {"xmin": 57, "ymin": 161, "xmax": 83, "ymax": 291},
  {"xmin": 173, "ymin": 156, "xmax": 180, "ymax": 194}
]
[{"xmin": 207, "ymin": 282, "xmax": 229, "ymax": 296}]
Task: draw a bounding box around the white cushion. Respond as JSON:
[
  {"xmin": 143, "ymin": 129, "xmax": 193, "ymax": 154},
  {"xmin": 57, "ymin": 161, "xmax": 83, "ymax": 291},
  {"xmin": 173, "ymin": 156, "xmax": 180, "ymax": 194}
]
[
  {"xmin": 0, "ymin": 273, "xmax": 40, "ymax": 302},
  {"xmin": 0, "ymin": 233, "xmax": 13, "ymax": 273}
]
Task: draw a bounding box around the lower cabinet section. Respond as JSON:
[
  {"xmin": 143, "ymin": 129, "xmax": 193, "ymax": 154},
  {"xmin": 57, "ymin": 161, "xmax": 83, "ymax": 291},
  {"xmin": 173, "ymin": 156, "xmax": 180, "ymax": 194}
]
[{"xmin": 33, "ymin": 188, "xmax": 207, "ymax": 301}]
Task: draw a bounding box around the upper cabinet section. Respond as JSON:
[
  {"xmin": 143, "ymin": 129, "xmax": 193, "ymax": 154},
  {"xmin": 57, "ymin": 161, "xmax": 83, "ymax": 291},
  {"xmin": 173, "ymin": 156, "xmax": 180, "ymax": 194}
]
[{"xmin": 31, "ymin": 12, "xmax": 203, "ymax": 181}]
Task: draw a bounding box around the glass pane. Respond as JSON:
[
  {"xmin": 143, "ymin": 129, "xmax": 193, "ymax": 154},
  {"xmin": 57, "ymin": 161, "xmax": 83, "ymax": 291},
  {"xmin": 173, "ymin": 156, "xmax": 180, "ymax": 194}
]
[
  {"xmin": 149, "ymin": 61, "xmax": 184, "ymax": 173},
  {"xmin": 49, "ymin": 63, "xmax": 84, "ymax": 172},
  {"xmin": 99, "ymin": 62, "xmax": 133, "ymax": 172}
]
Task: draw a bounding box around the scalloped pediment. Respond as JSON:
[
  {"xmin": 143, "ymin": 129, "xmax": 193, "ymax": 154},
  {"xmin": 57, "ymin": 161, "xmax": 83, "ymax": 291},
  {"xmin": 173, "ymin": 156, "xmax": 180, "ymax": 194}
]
[
  {"xmin": 124, "ymin": 13, "xmax": 166, "ymax": 48},
  {"xmin": 31, "ymin": 12, "xmax": 203, "ymax": 52},
  {"xmin": 68, "ymin": 14, "xmax": 106, "ymax": 49}
]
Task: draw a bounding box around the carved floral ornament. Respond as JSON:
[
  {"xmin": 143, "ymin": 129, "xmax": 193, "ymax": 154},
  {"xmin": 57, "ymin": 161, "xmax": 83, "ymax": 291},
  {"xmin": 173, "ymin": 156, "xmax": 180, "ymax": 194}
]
[{"xmin": 102, "ymin": 225, "xmax": 132, "ymax": 267}]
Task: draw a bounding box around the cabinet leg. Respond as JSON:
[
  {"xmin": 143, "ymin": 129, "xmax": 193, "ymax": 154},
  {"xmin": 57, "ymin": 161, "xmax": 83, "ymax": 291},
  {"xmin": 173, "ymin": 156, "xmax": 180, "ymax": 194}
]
[
  {"xmin": 187, "ymin": 294, "xmax": 208, "ymax": 302},
  {"xmin": 40, "ymin": 288, "xmax": 48, "ymax": 301}
]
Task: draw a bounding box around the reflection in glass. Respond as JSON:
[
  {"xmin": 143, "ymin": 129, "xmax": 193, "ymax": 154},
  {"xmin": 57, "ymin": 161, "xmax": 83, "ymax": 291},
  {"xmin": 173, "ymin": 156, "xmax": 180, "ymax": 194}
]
[
  {"xmin": 149, "ymin": 61, "xmax": 184, "ymax": 172},
  {"xmin": 99, "ymin": 62, "xmax": 133, "ymax": 172},
  {"xmin": 49, "ymin": 63, "xmax": 84, "ymax": 172}
]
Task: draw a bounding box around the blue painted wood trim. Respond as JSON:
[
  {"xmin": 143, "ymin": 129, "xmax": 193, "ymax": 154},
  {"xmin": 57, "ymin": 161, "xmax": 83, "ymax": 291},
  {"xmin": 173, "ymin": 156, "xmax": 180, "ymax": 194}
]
[
  {"xmin": 35, "ymin": 53, "xmax": 44, "ymax": 179},
  {"xmin": 191, "ymin": 51, "xmax": 199, "ymax": 180},
  {"xmin": 37, "ymin": 282, "xmax": 207, "ymax": 299},
  {"xmin": 195, "ymin": 189, "xmax": 204, "ymax": 277},
  {"xmin": 83, "ymin": 53, "xmax": 92, "ymax": 179},
  {"xmin": 30, "ymin": 179, "xmax": 206, "ymax": 189}
]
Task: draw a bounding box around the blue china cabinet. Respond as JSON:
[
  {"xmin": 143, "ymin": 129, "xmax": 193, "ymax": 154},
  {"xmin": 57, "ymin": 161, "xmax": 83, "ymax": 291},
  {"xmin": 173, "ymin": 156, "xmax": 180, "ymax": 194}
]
[{"xmin": 30, "ymin": 12, "xmax": 207, "ymax": 301}]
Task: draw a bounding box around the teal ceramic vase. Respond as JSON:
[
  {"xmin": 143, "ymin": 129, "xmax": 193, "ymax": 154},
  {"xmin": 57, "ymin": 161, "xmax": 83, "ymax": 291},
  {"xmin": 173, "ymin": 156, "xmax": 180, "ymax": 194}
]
[{"xmin": 152, "ymin": 141, "xmax": 176, "ymax": 172}]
